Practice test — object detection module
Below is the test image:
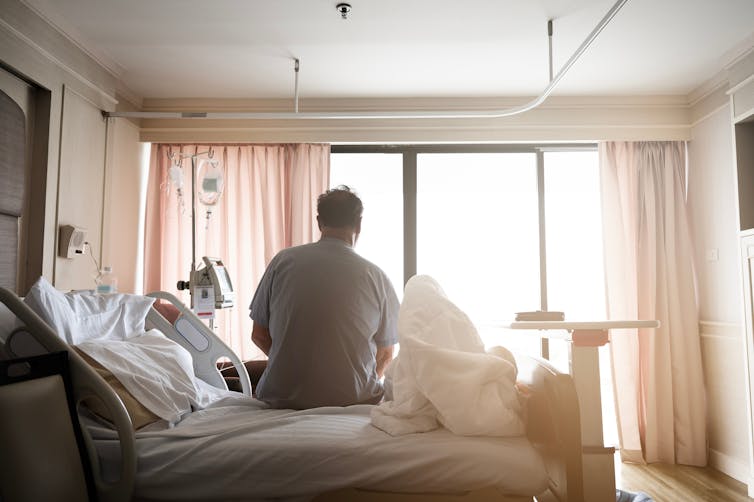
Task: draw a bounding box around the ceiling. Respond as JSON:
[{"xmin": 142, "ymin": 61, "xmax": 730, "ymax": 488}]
[{"xmin": 21, "ymin": 0, "xmax": 754, "ymax": 101}]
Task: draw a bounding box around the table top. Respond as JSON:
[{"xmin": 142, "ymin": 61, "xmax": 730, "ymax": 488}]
[{"xmin": 494, "ymin": 320, "xmax": 660, "ymax": 331}]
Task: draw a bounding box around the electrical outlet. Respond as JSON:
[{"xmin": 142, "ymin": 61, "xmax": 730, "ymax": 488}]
[{"xmin": 706, "ymin": 248, "xmax": 719, "ymax": 262}]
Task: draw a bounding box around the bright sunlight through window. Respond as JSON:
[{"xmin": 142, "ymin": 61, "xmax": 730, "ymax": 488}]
[
  {"xmin": 329, "ymin": 153, "xmax": 404, "ymax": 298},
  {"xmin": 331, "ymin": 146, "xmax": 614, "ymax": 443}
]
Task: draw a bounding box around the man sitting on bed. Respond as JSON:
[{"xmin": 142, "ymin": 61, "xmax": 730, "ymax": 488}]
[{"xmin": 249, "ymin": 185, "xmax": 400, "ymax": 409}]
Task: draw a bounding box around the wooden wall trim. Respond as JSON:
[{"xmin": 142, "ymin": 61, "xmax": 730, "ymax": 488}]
[{"xmin": 699, "ymin": 321, "xmax": 742, "ymax": 339}]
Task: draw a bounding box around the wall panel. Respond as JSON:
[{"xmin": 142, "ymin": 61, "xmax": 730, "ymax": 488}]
[
  {"xmin": 54, "ymin": 86, "xmax": 107, "ymax": 290},
  {"xmin": 688, "ymin": 99, "xmax": 750, "ymax": 484},
  {"xmin": 102, "ymin": 117, "xmax": 146, "ymax": 294},
  {"xmin": 700, "ymin": 322, "xmax": 750, "ymax": 482}
]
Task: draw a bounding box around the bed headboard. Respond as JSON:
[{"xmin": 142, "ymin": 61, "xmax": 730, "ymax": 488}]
[
  {"xmin": 515, "ymin": 353, "xmax": 584, "ymax": 502},
  {"xmin": 0, "ymin": 89, "xmax": 26, "ymax": 294}
]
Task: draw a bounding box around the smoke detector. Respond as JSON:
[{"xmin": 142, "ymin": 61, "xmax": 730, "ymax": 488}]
[{"xmin": 336, "ymin": 3, "xmax": 351, "ymax": 19}]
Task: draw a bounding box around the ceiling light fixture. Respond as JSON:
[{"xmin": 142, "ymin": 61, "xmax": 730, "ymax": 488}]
[
  {"xmin": 105, "ymin": 0, "xmax": 628, "ymax": 121},
  {"xmin": 336, "ymin": 3, "xmax": 351, "ymax": 20}
]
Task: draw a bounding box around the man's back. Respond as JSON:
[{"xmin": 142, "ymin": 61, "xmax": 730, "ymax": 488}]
[{"xmin": 250, "ymin": 237, "xmax": 399, "ymax": 409}]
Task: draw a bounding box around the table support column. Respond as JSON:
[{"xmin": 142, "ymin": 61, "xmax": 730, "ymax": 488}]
[{"xmin": 570, "ymin": 330, "xmax": 615, "ymax": 502}]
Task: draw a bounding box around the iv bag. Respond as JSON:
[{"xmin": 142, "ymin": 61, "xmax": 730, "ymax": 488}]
[
  {"xmin": 198, "ymin": 158, "xmax": 224, "ymax": 207},
  {"xmin": 168, "ymin": 163, "xmax": 184, "ymax": 192},
  {"xmin": 166, "ymin": 159, "xmax": 186, "ymax": 214}
]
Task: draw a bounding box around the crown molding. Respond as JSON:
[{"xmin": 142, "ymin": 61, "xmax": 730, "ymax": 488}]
[
  {"xmin": 687, "ymin": 71, "xmax": 730, "ymax": 108},
  {"xmin": 19, "ymin": 0, "xmax": 125, "ymax": 80},
  {"xmin": 115, "ymin": 83, "xmax": 143, "ymax": 111},
  {"xmin": 0, "ymin": 15, "xmax": 117, "ymax": 106},
  {"xmin": 140, "ymin": 95, "xmax": 691, "ymax": 114},
  {"xmin": 723, "ymin": 31, "xmax": 754, "ymax": 74}
]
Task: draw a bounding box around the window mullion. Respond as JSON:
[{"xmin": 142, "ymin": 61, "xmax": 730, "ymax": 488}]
[
  {"xmin": 403, "ymin": 152, "xmax": 417, "ymax": 287},
  {"xmin": 536, "ymin": 150, "xmax": 550, "ymax": 359}
]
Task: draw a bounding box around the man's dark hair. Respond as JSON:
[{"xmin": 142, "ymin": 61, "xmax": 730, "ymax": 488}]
[{"xmin": 317, "ymin": 185, "xmax": 363, "ymax": 228}]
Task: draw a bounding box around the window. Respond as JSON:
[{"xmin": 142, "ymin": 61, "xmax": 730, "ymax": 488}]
[
  {"xmin": 544, "ymin": 151, "xmax": 605, "ymax": 319},
  {"xmin": 331, "ymin": 144, "xmax": 613, "ymax": 442},
  {"xmin": 416, "ymin": 153, "xmax": 540, "ymax": 322},
  {"xmin": 330, "ymin": 145, "xmax": 604, "ymax": 351},
  {"xmin": 329, "ymin": 153, "xmax": 404, "ymax": 297}
]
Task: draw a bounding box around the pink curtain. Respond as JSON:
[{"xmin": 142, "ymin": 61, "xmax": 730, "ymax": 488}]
[
  {"xmin": 599, "ymin": 141, "xmax": 706, "ymax": 466},
  {"xmin": 144, "ymin": 144, "xmax": 329, "ymax": 360}
]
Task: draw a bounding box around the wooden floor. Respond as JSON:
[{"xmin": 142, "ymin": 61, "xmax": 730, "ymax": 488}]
[{"xmin": 615, "ymin": 453, "xmax": 752, "ymax": 502}]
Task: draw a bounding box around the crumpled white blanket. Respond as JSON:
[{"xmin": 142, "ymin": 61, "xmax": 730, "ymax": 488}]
[
  {"xmin": 77, "ymin": 329, "xmax": 232, "ymax": 424},
  {"xmin": 371, "ymin": 275, "xmax": 525, "ymax": 437}
]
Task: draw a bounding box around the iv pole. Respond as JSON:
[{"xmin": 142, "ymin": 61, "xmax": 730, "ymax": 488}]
[
  {"xmin": 165, "ymin": 148, "xmax": 234, "ymax": 342},
  {"xmin": 170, "ymin": 148, "xmax": 216, "ymax": 328},
  {"xmin": 190, "ymin": 152, "xmax": 198, "ymax": 278},
  {"xmin": 169, "ymin": 148, "xmax": 213, "ymax": 276}
]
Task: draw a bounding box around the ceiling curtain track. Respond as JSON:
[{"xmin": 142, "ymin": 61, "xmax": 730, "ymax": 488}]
[{"xmin": 106, "ymin": 0, "xmax": 629, "ymax": 121}]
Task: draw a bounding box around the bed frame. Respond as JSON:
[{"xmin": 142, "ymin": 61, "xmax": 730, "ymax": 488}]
[{"xmin": 0, "ymin": 286, "xmax": 584, "ymax": 502}]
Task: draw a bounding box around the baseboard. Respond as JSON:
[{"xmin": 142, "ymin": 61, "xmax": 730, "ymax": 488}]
[{"xmin": 708, "ymin": 448, "xmax": 751, "ymax": 485}]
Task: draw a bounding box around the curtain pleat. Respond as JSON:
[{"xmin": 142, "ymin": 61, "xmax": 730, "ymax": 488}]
[
  {"xmin": 600, "ymin": 141, "xmax": 706, "ymax": 466},
  {"xmin": 144, "ymin": 143, "xmax": 330, "ymax": 360}
]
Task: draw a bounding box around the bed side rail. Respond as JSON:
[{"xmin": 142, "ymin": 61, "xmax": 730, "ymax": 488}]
[
  {"xmin": 0, "ymin": 287, "xmax": 136, "ymax": 502},
  {"xmin": 146, "ymin": 291, "xmax": 252, "ymax": 396},
  {"xmin": 515, "ymin": 353, "xmax": 584, "ymax": 502}
]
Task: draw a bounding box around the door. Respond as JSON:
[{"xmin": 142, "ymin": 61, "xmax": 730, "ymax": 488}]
[{"xmin": 0, "ymin": 67, "xmax": 46, "ymax": 294}]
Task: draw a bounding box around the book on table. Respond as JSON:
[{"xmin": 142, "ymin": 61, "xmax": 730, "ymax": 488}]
[{"xmin": 514, "ymin": 311, "xmax": 565, "ymax": 322}]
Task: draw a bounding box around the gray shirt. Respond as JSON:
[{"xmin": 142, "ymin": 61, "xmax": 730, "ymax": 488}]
[{"xmin": 249, "ymin": 237, "xmax": 399, "ymax": 409}]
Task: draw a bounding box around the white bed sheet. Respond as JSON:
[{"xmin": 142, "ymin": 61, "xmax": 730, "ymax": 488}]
[{"xmin": 90, "ymin": 395, "xmax": 548, "ymax": 501}]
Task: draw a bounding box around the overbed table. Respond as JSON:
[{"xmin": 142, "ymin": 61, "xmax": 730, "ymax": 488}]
[{"xmin": 497, "ymin": 320, "xmax": 660, "ymax": 502}]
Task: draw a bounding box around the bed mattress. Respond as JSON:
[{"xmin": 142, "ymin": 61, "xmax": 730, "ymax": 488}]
[{"xmin": 90, "ymin": 395, "xmax": 549, "ymax": 501}]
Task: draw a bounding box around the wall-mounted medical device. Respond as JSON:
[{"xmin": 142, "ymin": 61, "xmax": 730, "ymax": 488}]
[
  {"xmin": 57, "ymin": 225, "xmax": 86, "ymax": 259},
  {"xmin": 177, "ymin": 256, "xmax": 235, "ymax": 320}
]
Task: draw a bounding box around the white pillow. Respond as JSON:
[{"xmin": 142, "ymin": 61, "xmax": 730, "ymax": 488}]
[
  {"xmin": 65, "ymin": 290, "xmax": 154, "ymax": 341},
  {"xmin": 23, "ymin": 277, "xmax": 155, "ymax": 345}
]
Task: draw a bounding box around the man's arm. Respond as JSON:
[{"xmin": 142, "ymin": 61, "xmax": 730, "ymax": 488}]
[
  {"xmin": 251, "ymin": 322, "xmax": 272, "ymax": 356},
  {"xmin": 376, "ymin": 345, "xmax": 394, "ymax": 378}
]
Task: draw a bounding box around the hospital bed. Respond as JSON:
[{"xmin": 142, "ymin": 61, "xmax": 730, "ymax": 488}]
[{"xmin": 0, "ymin": 285, "xmax": 584, "ymax": 502}]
